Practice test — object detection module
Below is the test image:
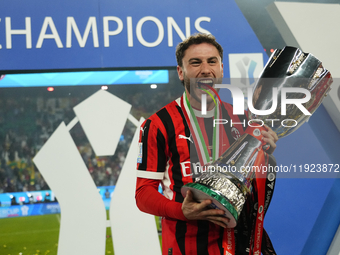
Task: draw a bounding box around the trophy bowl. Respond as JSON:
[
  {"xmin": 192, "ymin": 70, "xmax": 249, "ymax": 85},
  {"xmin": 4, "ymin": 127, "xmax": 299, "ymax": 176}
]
[
  {"xmin": 250, "ymin": 46, "xmax": 333, "ymax": 138},
  {"xmin": 181, "ymin": 125, "xmax": 269, "ymax": 228}
]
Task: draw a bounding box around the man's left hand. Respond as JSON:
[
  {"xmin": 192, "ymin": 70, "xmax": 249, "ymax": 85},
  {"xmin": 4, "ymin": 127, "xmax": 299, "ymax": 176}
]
[{"xmin": 261, "ymin": 125, "xmax": 278, "ymax": 154}]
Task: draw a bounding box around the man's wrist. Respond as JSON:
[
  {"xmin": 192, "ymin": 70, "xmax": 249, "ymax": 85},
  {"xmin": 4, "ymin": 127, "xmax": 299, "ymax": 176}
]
[{"xmin": 165, "ymin": 201, "xmax": 187, "ymax": 221}]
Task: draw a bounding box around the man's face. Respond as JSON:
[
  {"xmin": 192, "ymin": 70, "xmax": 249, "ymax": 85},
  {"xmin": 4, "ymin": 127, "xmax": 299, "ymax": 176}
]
[{"xmin": 177, "ymin": 42, "xmax": 223, "ymax": 108}]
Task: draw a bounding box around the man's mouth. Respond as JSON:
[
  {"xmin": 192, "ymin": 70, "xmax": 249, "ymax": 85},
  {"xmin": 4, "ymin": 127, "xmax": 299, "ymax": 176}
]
[{"xmin": 197, "ymin": 78, "xmax": 214, "ymax": 89}]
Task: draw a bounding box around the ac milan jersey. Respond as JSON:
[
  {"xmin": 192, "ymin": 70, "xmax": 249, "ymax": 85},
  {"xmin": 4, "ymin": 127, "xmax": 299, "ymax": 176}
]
[{"xmin": 136, "ymin": 94, "xmax": 247, "ymax": 255}]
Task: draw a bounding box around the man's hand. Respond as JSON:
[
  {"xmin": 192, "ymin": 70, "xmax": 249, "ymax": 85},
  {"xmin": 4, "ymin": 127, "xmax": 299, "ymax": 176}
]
[
  {"xmin": 261, "ymin": 124, "xmax": 279, "ymax": 154},
  {"xmin": 182, "ymin": 190, "xmax": 229, "ymax": 228}
]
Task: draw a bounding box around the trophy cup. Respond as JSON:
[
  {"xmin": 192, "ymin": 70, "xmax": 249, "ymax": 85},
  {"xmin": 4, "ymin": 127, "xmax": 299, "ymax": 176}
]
[{"xmin": 181, "ymin": 46, "xmax": 333, "ymax": 228}]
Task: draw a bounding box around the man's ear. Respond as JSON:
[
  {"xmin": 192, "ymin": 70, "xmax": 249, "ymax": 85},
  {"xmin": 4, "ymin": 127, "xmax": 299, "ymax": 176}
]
[
  {"xmin": 177, "ymin": 65, "xmax": 184, "ymax": 81},
  {"xmin": 221, "ymin": 62, "xmax": 224, "ymax": 78}
]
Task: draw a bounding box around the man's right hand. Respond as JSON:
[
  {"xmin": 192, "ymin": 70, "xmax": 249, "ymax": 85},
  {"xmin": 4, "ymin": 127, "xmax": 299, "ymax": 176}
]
[{"xmin": 182, "ymin": 190, "xmax": 230, "ymax": 228}]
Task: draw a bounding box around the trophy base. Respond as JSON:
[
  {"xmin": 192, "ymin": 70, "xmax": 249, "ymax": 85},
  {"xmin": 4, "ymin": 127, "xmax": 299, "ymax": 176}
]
[{"xmin": 181, "ymin": 183, "xmax": 238, "ymax": 228}]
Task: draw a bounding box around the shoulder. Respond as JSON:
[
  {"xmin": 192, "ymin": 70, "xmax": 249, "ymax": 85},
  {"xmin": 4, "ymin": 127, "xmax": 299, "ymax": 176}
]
[
  {"xmin": 143, "ymin": 98, "xmax": 182, "ymax": 127},
  {"xmin": 144, "ymin": 100, "xmax": 179, "ymax": 122},
  {"xmin": 140, "ymin": 98, "xmax": 182, "ymax": 136}
]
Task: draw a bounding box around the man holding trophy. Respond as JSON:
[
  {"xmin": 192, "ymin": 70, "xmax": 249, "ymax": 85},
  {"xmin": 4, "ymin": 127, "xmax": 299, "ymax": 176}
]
[{"xmin": 135, "ymin": 33, "xmax": 332, "ymax": 255}]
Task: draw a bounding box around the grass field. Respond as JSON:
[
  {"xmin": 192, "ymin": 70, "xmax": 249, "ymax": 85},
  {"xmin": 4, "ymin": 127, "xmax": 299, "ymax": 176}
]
[
  {"xmin": 0, "ymin": 212, "xmax": 115, "ymax": 255},
  {"xmin": 0, "ymin": 212, "xmax": 161, "ymax": 255}
]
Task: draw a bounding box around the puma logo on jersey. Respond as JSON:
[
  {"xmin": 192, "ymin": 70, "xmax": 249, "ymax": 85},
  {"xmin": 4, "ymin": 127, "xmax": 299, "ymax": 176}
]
[
  {"xmin": 179, "ymin": 134, "xmax": 193, "ymax": 143},
  {"xmin": 140, "ymin": 126, "xmax": 147, "ymax": 136}
]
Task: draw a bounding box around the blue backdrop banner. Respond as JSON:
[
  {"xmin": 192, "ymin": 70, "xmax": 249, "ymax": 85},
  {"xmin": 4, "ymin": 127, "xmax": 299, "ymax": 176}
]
[{"xmin": 0, "ymin": 0, "xmax": 265, "ymax": 71}]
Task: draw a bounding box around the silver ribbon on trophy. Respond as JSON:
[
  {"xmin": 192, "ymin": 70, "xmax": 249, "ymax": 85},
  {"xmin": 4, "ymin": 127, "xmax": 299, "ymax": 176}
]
[{"xmin": 181, "ymin": 46, "xmax": 333, "ymax": 228}]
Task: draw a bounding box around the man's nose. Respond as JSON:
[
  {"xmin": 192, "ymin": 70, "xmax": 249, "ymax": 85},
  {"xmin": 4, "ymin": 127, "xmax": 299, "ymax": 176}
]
[{"xmin": 200, "ymin": 62, "xmax": 211, "ymax": 75}]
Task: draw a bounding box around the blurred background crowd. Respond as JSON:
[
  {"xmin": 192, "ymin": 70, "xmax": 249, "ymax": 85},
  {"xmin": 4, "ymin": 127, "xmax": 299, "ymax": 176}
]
[{"xmin": 0, "ymin": 75, "xmax": 183, "ymax": 195}]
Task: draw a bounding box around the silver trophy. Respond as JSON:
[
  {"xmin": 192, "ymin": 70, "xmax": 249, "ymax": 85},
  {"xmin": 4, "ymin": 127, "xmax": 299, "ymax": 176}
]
[
  {"xmin": 250, "ymin": 46, "xmax": 333, "ymax": 138},
  {"xmin": 181, "ymin": 46, "xmax": 333, "ymax": 228}
]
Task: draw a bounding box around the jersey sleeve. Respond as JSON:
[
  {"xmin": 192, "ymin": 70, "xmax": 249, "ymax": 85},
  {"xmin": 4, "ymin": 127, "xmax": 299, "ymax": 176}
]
[
  {"xmin": 135, "ymin": 177, "xmax": 187, "ymax": 221},
  {"xmin": 135, "ymin": 117, "xmax": 187, "ymax": 221},
  {"xmin": 136, "ymin": 117, "xmax": 168, "ymax": 180}
]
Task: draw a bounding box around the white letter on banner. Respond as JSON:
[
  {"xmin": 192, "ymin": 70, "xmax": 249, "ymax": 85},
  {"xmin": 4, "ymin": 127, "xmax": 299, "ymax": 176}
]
[
  {"xmin": 248, "ymin": 87, "xmax": 278, "ymax": 115},
  {"xmin": 36, "ymin": 17, "xmax": 63, "ymax": 48},
  {"xmin": 195, "ymin": 17, "xmax": 211, "ymax": 34},
  {"xmin": 103, "ymin": 17, "xmax": 123, "ymax": 47},
  {"xmin": 5, "ymin": 17, "xmax": 32, "ymax": 49},
  {"xmin": 215, "ymin": 84, "xmax": 245, "ymax": 115},
  {"xmin": 167, "ymin": 17, "xmax": 190, "ymax": 47},
  {"xmin": 127, "ymin": 17, "xmax": 133, "ymax": 47},
  {"xmin": 281, "ymin": 88, "xmax": 311, "ymax": 115},
  {"xmin": 136, "ymin": 16, "xmax": 164, "ymax": 47},
  {"xmin": 66, "ymin": 17, "xmax": 99, "ymax": 48}
]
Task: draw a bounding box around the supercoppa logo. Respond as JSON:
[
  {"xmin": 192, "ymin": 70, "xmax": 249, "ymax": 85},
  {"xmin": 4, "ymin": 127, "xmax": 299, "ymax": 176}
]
[{"xmin": 235, "ymin": 57, "xmax": 258, "ymax": 86}]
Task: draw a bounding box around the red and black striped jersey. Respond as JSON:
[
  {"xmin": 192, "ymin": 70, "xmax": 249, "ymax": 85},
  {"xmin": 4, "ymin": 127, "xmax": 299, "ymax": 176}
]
[{"xmin": 136, "ymin": 94, "xmax": 247, "ymax": 255}]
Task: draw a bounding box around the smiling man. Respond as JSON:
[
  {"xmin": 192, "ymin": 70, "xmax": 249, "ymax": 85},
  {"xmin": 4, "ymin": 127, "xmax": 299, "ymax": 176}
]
[
  {"xmin": 135, "ymin": 33, "xmax": 278, "ymax": 255},
  {"xmin": 177, "ymin": 41, "xmax": 223, "ymax": 111}
]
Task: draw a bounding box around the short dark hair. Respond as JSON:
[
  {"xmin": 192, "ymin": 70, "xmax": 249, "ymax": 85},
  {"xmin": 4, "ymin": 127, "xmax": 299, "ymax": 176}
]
[{"xmin": 175, "ymin": 33, "xmax": 223, "ymax": 67}]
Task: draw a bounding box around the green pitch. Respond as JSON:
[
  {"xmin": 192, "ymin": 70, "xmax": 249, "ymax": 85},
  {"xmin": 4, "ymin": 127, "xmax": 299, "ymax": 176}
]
[
  {"xmin": 0, "ymin": 212, "xmax": 161, "ymax": 255},
  {"xmin": 0, "ymin": 212, "xmax": 115, "ymax": 255}
]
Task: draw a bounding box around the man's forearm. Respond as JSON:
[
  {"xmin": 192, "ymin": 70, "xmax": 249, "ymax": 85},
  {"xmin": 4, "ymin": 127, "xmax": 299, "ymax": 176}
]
[{"xmin": 135, "ymin": 177, "xmax": 187, "ymax": 221}]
